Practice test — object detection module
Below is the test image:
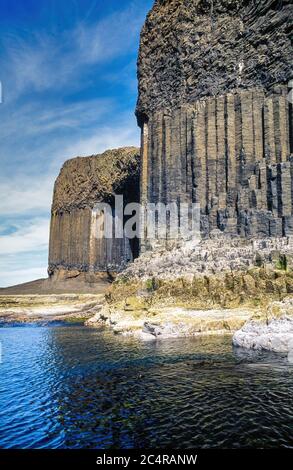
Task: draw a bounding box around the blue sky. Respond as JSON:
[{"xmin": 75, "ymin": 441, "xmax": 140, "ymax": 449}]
[{"xmin": 0, "ymin": 0, "xmax": 153, "ymax": 287}]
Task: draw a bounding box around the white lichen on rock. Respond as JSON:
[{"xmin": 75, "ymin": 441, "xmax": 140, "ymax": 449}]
[
  {"xmin": 86, "ymin": 305, "xmax": 255, "ymax": 340},
  {"xmin": 121, "ymin": 235, "xmax": 293, "ymax": 281},
  {"xmin": 233, "ymin": 309, "xmax": 293, "ymax": 353}
]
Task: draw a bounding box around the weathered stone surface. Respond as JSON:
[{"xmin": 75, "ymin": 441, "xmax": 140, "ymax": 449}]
[
  {"xmin": 86, "ymin": 305, "xmax": 254, "ymax": 340},
  {"xmin": 137, "ymin": 0, "xmax": 292, "ymax": 118},
  {"xmin": 137, "ymin": 0, "xmax": 293, "ymax": 245},
  {"xmin": 0, "ymin": 293, "xmax": 105, "ymax": 324},
  {"xmin": 86, "ymin": 236, "xmax": 293, "ymax": 336},
  {"xmin": 49, "ymin": 147, "xmax": 140, "ymax": 276},
  {"xmin": 121, "ymin": 236, "xmax": 293, "ymax": 281},
  {"xmin": 233, "ymin": 311, "xmax": 293, "ymax": 352},
  {"xmin": 52, "ymin": 147, "xmax": 140, "ymax": 212}
]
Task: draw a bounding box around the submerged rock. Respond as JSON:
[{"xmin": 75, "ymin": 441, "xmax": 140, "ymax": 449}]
[{"xmin": 233, "ymin": 317, "xmax": 293, "ymax": 353}]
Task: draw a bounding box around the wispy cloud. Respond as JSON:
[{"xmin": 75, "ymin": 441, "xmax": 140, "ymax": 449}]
[
  {"xmin": 0, "ymin": 266, "xmax": 48, "ymax": 288},
  {"xmin": 0, "ymin": 113, "xmax": 139, "ymax": 218},
  {"xmin": 0, "ymin": 177, "xmax": 53, "ymax": 216},
  {"xmin": 0, "ymin": 98, "xmax": 114, "ymax": 140},
  {"xmin": 0, "ymin": 220, "xmax": 50, "ymax": 286},
  {"xmin": 74, "ymin": 2, "xmax": 145, "ymax": 64},
  {"xmin": 1, "ymin": 0, "xmax": 147, "ymax": 101},
  {"xmin": 62, "ymin": 118, "xmax": 140, "ymax": 158},
  {"xmin": 0, "ymin": 0, "xmax": 151, "ymax": 286},
  {"xmin": 0, "ymin": 218, "xmax": 50, "ymax": 255}
]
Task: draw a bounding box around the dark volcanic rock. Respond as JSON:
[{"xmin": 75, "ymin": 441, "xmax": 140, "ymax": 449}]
[
  {"xmin": 48, "ymin": 1, "xmax": 293, "ymax": 280},
  {"xmin": 137, "ymin": 0, "xmax": 293, "ymax": 248},
  {"xmin": 49, "ymin": 147, "xmax": 140, "ymax": 276},
  {"xmin": 52, "ymin": 147, "xmax": 140, "ymax": 213},
  {"xmin": 137, "ymin": 0, "xmax": 293, "ymax": 119}
]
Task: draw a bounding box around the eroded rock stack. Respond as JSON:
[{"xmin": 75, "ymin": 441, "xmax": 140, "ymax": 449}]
[
  {"xmin": 137, "ymin": 0, "xmax": 293, "ymax": 246},
  {"xmin": 49, "ymin": 147, "xmax": 140, "ymax": 278},
  {"xmin": 49, "ymin": 0, "xmax": 293, "ymax": 279}
]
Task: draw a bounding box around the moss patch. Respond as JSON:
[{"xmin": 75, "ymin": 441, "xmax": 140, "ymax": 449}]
[{"xmin": 105, "ymin": 268, "xmax": 293, "ymax": 315}]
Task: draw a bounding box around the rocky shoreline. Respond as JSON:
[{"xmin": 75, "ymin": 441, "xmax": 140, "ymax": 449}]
[
  {"xmin": 233, "ymin": 298, "xmax": 293, "ymax": 353},
  {"xmin": 0, "ymin": 293, "xmax": 104, "ymax": 324},
  {"xmin": 85, "ymin": 237, "xmax": 293, "ymax": 343},
  {"xmin": 86, "ymin": 297, "xmax": 293, "ymax": 343},
  {"xmin": 233, "ymin": 316, "xmax": 293, "ymax": 354},
  {"xmin": 86, "ymin": 305, "xmax": 255, "ymax": 340},
  {"xmin": 2, "ymin": 237, "xmax": 293, "ymax": 350}
]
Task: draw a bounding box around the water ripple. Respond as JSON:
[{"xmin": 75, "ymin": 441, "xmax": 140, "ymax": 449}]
[{"xmin": 0, "ymin": 326, "xmax": 292, "ymax": 449}]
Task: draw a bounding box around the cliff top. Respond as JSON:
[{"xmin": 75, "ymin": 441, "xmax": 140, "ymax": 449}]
[
  {"xmin": 136, "ymin": 0, "xmax": 293, "ymax": 120},
  {"xmin": 52, "ymin": 147, "xmax": 140, "ymax": 213}
]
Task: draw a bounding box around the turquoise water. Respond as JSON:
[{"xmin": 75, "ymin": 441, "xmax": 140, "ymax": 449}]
[{"xmin": 0, "ymin": 325, "xmax": 292, "ymax": 449}]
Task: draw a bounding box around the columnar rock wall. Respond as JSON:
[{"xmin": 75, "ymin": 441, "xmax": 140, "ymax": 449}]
[
  {"xmin": 139, "ymin": 87, "xmax": 293, "ymax": 239},
  {"xmin": 49, "ymin": 147, "xmax": 140, "ymax": 275},
  {"xmin": 137, "ymin": 0, "xmax": 292, "ymax": 116},
  {"xmin": 49, "ymin": 0, "xmax": 293, "ymax": 276},
  {"xmin": 137, "ymin": 0, "xmax": 293, "ymax": 245}
]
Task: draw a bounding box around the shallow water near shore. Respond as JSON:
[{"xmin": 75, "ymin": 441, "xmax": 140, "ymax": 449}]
[{"xmin": 0, "ymin": 325, "xmax": 292, "ymax": 449}]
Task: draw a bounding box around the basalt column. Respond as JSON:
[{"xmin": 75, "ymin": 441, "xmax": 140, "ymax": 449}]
[
  {"xmin": 49, "ymin": 147, "xmax": 140, "ymax": 277},
  {"xmin": 136, "ymin": 0, "xmax": 293, "ymax": 246}
]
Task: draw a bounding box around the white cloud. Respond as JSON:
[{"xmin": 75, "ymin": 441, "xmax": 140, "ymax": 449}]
[
  {"xmin": 0, "ymin": 177, "xmax": 53, "ymax": 216},
  {"xmin": 0, "ymin": 267, "xmax": 48, "ymax": 288},
  {"xmin": 0, "ymin": 113, "xmax": 139, "ymax": 218},
  {"xmin": 1, "ymin": 1, "xmax": 147, "ymax": 101},
  {"xmin": 0, "ymin": 98, "xmax": 114, "ymax": 140},
  {"xmin": 74, "ymin": 2, "xmax": 145, "ymax": 64},
  {"xmin": 62, "ymin": 120, "xmax": 140, "ymax": 158},
  {"xmin": 0, "ymin": 218, "xmax": 50, "ymax": 255}
]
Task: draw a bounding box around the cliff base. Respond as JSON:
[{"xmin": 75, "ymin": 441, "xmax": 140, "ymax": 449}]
[
  {"xmin": 86, "ymin": 236, "xmax": 293, "ymax": 339},
  {"xmin": 0, "ymin": 293, "xmax": 105, "ymax": 324}
]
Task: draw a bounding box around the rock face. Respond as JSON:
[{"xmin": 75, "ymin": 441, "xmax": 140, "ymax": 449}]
[
  {"xmin": 137, "ymin": 0, "xmax": 293, "ymax": 247},
  {"xmin": 137, "ymin": 0, "xmax": 292, "ymax": 116},
  {"xmin": 49, "ymin": 147, "xmax": 140, "ymax": 277},
  {"xmin": 86, "ymin": 305, "xmax": 254, "ymax": 340},
  {"xmin": 121, "ymin": 235, "xmax": 293, "ymax": 281},
  {"xmin": 233, "ymin": 314, "xmax": 293, "ymax": 353},
  {"xmin": 49, "ymin": 1, "xmax": 293, "ymax": 279}
]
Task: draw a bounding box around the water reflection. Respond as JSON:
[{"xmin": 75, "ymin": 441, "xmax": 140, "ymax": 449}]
[{"xmin": 0, "ymin": 326, "xmax": 292, "ymax": 449}]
